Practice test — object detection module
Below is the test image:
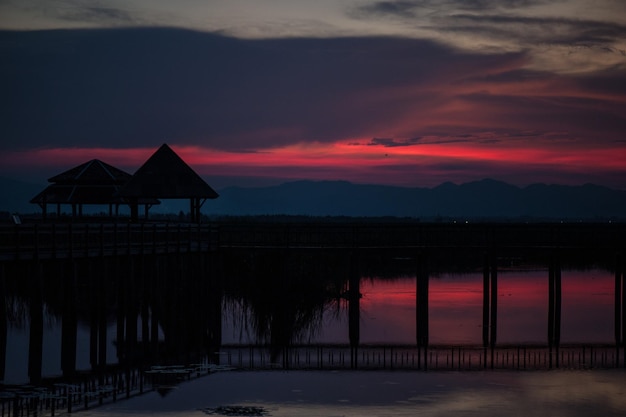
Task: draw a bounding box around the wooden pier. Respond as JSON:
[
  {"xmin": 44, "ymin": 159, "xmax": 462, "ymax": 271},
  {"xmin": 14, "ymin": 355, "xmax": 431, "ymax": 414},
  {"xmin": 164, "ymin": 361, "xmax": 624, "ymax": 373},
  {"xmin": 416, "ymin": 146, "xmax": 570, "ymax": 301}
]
[
  {"xmin": 2, "ymin": 221, "xmax": 625, "ymax": 261},
  {"xmin": 1, "ymin": 220, "xmax": 625, "ymax": 415}
]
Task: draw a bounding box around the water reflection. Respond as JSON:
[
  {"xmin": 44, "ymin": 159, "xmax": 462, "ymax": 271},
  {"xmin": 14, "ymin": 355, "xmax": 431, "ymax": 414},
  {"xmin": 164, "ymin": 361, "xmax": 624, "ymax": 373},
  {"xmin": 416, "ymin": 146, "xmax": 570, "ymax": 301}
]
[
  {"xmin": 221, "ymin": 249, "xmax": 346, "ymax": 362},
  {"xmin": 1, "ymin": 248, "xmax": 623, "ymax": 385}
]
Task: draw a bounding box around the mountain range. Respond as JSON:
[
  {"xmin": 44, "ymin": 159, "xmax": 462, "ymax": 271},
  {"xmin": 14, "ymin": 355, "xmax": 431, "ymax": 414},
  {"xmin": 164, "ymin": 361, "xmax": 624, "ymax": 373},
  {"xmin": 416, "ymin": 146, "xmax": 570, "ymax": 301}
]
[{"xmin": 3, "ymin": 177, "xmax": 625, "ymax": 221}]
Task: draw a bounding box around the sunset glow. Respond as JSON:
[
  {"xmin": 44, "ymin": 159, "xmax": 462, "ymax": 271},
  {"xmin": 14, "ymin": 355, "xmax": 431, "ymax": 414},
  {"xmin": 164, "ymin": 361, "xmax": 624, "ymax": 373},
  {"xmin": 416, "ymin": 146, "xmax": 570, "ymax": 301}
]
[
  {"xmin": 4, "ymin": 139, "xmax": 624, "ymax": 188},
  {"xmin": 1, "ymin": 1, "xmax": 625, "ymax": 191}
]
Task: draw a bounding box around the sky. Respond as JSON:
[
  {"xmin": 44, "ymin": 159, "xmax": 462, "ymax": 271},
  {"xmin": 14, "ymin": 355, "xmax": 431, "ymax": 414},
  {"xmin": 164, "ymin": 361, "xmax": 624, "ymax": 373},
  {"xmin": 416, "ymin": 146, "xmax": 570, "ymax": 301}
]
[{"xmin": 1, "ymin": 0, "xmax": 625, "ymax": 189}]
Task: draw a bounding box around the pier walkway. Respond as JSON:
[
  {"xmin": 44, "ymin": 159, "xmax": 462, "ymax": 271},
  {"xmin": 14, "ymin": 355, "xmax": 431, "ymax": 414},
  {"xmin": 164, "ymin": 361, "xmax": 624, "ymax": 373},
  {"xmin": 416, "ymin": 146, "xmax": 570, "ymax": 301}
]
[{"xmin": 2, "ymin": 221, "xmax": 625, "ymax": 261}]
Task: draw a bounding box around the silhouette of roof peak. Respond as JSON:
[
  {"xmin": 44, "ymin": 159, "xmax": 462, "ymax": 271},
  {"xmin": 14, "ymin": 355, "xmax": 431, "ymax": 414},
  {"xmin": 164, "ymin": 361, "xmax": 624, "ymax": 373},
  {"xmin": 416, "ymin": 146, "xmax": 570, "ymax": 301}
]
[
  {"xmin": 48, "ymin": 159, "xmax": 132, "ymax": 184},
  {"xmin": 118, "ymin": 143, "xmax": 219, "ymax": 199}
]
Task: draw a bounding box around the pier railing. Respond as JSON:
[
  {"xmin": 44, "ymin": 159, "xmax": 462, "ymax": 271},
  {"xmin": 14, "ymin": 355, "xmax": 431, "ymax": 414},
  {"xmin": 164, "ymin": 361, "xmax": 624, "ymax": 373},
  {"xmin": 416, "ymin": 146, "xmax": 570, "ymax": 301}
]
[
  {"xmin": 215, "ymin": 343, "xmax": 624, "ymax": 371},
  {"xmin": 0, "ymin": 222, "xmax": 218, "ymax": 261},
  {"xmin": 2, "ymin": 221, "xmax": 625, "ymax": 261}
]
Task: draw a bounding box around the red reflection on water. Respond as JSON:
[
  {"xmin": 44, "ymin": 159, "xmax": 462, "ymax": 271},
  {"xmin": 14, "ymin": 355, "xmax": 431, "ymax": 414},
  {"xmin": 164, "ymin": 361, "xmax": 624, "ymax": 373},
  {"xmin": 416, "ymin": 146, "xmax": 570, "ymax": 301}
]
[
  {"xmin": 560, "ymin": 270, "xmax": 615, "ymax": 343},
  {"xmin": 357, "ymin": 269, "xmax": 615, "ymax": 345},
  {"xmin": 359, "ymin": 277, "xmax": 416, "ymax": 344},
  {"xmin": 429, "ymin": 274, "xmax": 484, "ymax": 344}
]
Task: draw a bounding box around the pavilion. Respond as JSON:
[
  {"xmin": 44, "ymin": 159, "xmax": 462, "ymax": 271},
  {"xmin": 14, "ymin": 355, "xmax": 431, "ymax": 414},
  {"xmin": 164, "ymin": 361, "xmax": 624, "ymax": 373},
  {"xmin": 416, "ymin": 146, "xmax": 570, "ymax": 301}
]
[
  {"xmin": 117, "ymin": 144, "xmax": 219, "ymax": 222},
  {"xmin": 30, "ymin": 159, "xmax": 159, "ymax": 220}
]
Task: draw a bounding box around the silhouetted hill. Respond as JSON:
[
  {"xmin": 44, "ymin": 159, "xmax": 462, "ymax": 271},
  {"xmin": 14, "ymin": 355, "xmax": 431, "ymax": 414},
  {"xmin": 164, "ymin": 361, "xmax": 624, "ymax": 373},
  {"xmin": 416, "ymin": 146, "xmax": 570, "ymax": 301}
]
[
  {"xmin": 0, "ymin": 177, "xmax": 45, "ymax": 214},
  {"xmin": 2, "ymin": 177, "xmax": 625, "ymax": 220},
  {"xmin": 210, "ymin": 179, "xmax": 626, "ymax": 220}
]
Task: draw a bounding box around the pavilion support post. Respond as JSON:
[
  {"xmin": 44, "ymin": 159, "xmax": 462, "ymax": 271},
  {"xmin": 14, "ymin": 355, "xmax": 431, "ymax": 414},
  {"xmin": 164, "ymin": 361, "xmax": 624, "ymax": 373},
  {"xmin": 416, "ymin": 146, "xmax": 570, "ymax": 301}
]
[{"xmin": 129, "ymin": 199, "xmax": 139, "ymax": 222}]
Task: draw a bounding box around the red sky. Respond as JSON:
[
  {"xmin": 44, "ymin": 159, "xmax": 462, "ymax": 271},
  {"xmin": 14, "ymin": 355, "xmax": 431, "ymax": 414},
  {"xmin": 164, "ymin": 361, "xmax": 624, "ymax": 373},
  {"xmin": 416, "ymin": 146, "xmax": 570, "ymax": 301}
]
[
  {"xmin": 1, "ymin": 2, "xmax": 625, "ymax": 190},
  {"xmin": 2, "ymin": 139, "xmax": 625, "ymax": 189}
]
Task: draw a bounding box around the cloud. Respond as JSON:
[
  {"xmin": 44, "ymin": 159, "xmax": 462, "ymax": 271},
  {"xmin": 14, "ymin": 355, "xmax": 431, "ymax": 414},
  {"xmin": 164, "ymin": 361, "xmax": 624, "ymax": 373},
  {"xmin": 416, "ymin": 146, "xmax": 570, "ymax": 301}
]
[
  {"xmin": 352, "ymin": 0, "xmax": 549, "ymax": 19},
  {"xmin": 354, "ymin": 1, "xmax": 422, "ymax": 19},
  {"xmin": 351, "ymin": 1, "xmax": 626, "ymax": 74},
  {"xmin": 436, "ymin": 13, "xmax": 626, "ymax": 46},
  {"xmin": 1, "ymin": 27, "xmax": 625, "ymax": 188},
  {"xmin": 58, "ymin": 5, "xmax": 139, "ymax": 25},
  {"xmin": 368, "ymin": 137, "xmax": 423, "ymax": 147},
  {"xmin": 0, "ymin": 28, "xmax": 521, "ymax": 151},
  {"xmin": 6, "ymin": 0, "xmax": 144, "ymax": 27}
]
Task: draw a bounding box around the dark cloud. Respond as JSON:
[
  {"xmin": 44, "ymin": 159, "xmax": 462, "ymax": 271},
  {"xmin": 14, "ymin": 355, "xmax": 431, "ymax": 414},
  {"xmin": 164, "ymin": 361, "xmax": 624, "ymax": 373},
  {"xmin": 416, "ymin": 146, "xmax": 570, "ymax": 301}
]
[
  {"xmin": 58, "ymin": 6, "xmax": 140, "ymax": 25},
  {"xmin": 354, "ymin": 1, "xmax": 421, "ymax": 19},
  {"xmin": 0, "ymin": 27, "xmax": 624, "ymax": 154},
  {"xmin": 439, "ymin": 13, "xmax": 626, "ymax": 46},
  {"xmin": 0, "ymin": 28, "xmax": 511, "ymax": 151},
  {"xmin": 352, "ymin": 1, "xmax": 626, "ymax": 61},
  {"xmin": 368, "ymin": 137, "xmax": 423, "ymax": 146},
  {"xmin": 352, "ymin": 0, "xmax": 549, "ymax": 19}
]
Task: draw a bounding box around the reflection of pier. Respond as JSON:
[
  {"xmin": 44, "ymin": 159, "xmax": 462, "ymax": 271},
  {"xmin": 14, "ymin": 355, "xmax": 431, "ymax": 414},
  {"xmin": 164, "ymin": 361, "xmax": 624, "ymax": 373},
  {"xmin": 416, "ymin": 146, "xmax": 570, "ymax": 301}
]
[
  {"xmin": 0, "ymin": 249, "xmax": 222, "ymax": 386},
  {"xmin": 1, "ymin": 221, "xmax": 625, "ymax": 392},
  {"xmin": 211, "ymin": 343, "xmax": 622, "ymax": 371}
]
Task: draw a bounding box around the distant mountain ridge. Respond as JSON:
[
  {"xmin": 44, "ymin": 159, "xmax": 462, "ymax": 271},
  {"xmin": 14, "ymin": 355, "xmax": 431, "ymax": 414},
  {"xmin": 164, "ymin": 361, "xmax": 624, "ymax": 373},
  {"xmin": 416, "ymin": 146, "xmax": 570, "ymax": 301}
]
[
  {"xmin": 2, "ymin": 177, "xmax": 625, "ymax": 220},
  {"xmin": 210, "ymin": 179, "xmax": 626, "ymax": 220}
]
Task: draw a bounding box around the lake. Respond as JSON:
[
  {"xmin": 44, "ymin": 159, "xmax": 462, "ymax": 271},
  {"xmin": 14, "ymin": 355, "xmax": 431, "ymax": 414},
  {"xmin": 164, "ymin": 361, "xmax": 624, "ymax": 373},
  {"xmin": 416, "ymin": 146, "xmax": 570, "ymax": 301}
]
[{"xmin": 2, "ymin": 252, "xmax": 620, "ymax": 384}]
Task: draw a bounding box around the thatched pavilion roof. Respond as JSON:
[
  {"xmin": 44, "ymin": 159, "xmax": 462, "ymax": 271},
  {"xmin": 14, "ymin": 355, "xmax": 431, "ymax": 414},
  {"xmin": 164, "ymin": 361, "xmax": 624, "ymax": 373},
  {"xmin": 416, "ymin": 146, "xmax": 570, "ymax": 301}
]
[
  {"xmin": 117, "ymin": 144, "xmax": 219, "ymax": 199},
  {"xmin": 30, "ymin": 159, "xmax": 159, "ymax": 218},
  {"xmin": 30, "ymin": 159, "xmax": 140, "ymax": 205}
]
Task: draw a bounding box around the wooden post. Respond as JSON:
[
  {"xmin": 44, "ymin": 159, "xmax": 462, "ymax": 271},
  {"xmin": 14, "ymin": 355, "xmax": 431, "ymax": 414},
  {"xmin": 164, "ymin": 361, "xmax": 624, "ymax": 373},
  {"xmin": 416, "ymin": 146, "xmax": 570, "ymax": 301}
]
[
  {"xmin": 548, "ymin": 254, "xmax": 555, "ymax": 368},
  {"xmin": 61, "ymin": 260, "xmax": 78, "ymax": 377},
  {"xmin": 28, "ymin": 263, "xmax": 44, "ymax": 384},
  {"xmin": 554, "ymin": 252, "xmax": 561, "ymax": 368},
  {"xmin": 141, "ymin": 254, "xmax": 150, "ymax": 359},
  {"xmin": 622, "ymin": 255, "xmax": 626, "ymax": 367},
  {"xmin": 416, "ymin": 249, "xmax": 429, "ymax": 370},
  {"xmin": 482, "ymin": 252, "xmax": 490, "ymax": 368},
  {"xmin": 207, "ymin": 252, "xmax": 223, "ymax": 364},
  {"xmin": 616, "ymin": 256, "xmax": 622, "ymax": 349},
  {"xmin": 125, "ymin": 257, "xmax": 138, "ymax": 367},
  {"xmin": 89, "ymin": 260, "xmax": 99, "ymax": 371},
  {"xmin": 98, "ymin": 259, "xmax": 108, "ymax": 377},
  {"xmin": 116, "ymin": 257, "xmax": 126, "ymax": 364},
  {"xmin": 348, "ymin": 251, "xmax": 360, "ymax": 369},
  {"xmin": 489, "ymin": 251, "xmax": 497, "ymax": 368},
  {"xmin": 0, "ymin": 263, "xmax": 7, "ymax": 382},
  {"xmin": 482, "ymin": 252, "xmax": 490, "ymax": 349},
  {"xmin": 547, "ymin": 250, "xmax": 562, "ymax": 368}
]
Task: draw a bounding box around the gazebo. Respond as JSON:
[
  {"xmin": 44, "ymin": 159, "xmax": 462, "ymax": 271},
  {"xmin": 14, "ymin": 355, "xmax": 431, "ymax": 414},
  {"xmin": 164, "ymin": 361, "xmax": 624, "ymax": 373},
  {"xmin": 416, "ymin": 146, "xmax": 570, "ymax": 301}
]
[
  {"xmin": 117, "ymin": 144, "xmax": 219, "ymax": 222},
  {"xmin": 30, "ymin": 159, "xmax": 159, "ymax": 220}
]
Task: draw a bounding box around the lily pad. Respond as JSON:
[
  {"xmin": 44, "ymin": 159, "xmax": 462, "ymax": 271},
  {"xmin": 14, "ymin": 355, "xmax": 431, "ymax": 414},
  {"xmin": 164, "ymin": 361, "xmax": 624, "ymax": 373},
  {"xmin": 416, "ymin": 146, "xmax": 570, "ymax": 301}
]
[{"xmin": 200, "ymin": 405, "xmax": 271, "ymax": 416}]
